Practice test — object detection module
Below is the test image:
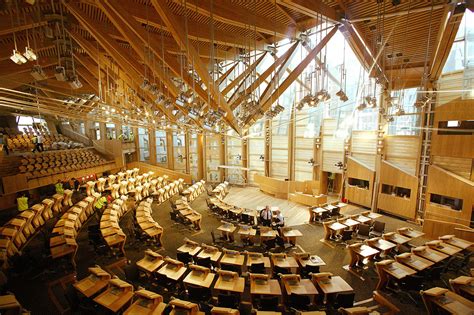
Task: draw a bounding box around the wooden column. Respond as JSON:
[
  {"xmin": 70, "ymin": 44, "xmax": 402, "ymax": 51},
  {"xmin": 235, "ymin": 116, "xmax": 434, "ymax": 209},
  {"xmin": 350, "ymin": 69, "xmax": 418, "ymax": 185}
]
[
  {"xmin": 220, "ymin": 135, "xmax": 226, "ymax": 181},
  {"xmin": 197, "ymin": 133, "xmax": 205, "ymax": 180},
  {"xmin": 185, "ymin": 132, "xmax": 190, "ymax": 174},
  {"xmin": 148, "ymin": 128, "xmax": 157, "ymax": 165},
  {"xmin": 288, "ymin": 106, "xmax": 295, "ymax": 181},
  {"xmin": 242, "ymin": 130, "xmax": 249, "ymax": 184}
]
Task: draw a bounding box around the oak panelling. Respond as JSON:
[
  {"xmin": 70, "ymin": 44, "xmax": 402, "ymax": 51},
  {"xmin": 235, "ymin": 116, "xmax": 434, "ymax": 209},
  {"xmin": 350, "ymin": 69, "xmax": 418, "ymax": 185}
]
[
  {"xmin": 384, "ymin": 135, "xmax": 420, "ymax": 175},
  {"xmin": 345, "ymin": 157, "xmax": 375, "ymax": 208},
  {"xmin": 436, "ymin": 71, "xmax": 465, "ymax": 105},
  {"xmin": 377, "ymin": 161, "xmax": 418, "ymax": 220},
  {"xmin": 423, "ymin": 219, "xmax": 474, "ymax": 242},
  {"xmin": 425, "ymin": 165, "xmax": 474, "ymax": 226},
  {"xmin": 432, "ymin": 156, "xmax": 473, "ymax": 180},
  {"xmin": 322, "ymin": 119, "xmax": 344, "ymax": 174},
  {"xmin": 431, "ymin": 99, "xmax": 474, "ymax": 159}
]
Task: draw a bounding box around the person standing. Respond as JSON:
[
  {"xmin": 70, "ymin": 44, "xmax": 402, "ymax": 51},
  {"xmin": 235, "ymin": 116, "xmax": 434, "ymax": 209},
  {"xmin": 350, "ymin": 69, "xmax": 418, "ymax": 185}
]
[
  {"xmin": 55, "ymin": 180, "xmax": 64, "ymax": 195},
  {"xmin": 36, "ymin": 134, "xmax": 44, "ymax": 152},
  {"xmin": 31, "ymin": 135, "xmax": 38, "ymax": 152},
  {"xmin": 17, "ymin": 193, "xmax": 29, "ymax": 212},
  {"xmin": 260, "ymin": 205, "xmax": 273, "ymax": 226}
]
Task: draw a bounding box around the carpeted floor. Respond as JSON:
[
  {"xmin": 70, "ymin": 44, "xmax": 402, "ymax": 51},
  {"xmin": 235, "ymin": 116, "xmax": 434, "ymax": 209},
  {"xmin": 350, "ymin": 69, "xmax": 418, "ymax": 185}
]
[{"xmin": 2, "ymin": 186, "xmax": 472, "ymax": 314}]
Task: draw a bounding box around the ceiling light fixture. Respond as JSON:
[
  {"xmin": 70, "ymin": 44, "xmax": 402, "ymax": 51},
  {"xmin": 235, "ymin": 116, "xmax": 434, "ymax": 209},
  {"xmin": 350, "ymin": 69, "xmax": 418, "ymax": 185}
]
[{"xmin": 10, "ymin": 49, "xmax": 27, "ymax": 64}]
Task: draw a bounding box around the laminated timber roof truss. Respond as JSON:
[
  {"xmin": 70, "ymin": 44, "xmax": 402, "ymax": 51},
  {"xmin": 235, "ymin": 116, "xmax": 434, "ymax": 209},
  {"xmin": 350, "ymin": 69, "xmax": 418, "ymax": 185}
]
[{"xmin": 0, "ymin": 0, "xmax": 469, "ymax": 132}]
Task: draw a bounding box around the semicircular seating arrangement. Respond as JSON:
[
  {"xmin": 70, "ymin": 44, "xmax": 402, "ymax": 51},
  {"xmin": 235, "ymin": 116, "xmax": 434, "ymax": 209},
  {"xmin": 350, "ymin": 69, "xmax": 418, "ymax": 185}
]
[
  {"xmin": 134, "ymin": 198, "xmax": 163, "ymax": 246},
  {"xmin": 100, "ymin": 197, "xmax": 129, "ymax": 257},
  {"xmin": 49, "ymin": 195, "xmax": 98, "ymax": 269},
  {"xmin": 182, "ymin": 180, "xmax": 206, "ymax": 203},
  {"xmin": 212, "ymin": 181, "xmax": 230, "ymax": 199},
  {"xmin": 18, "ymin": 148, "xmax": 109, "ymax": 179}
]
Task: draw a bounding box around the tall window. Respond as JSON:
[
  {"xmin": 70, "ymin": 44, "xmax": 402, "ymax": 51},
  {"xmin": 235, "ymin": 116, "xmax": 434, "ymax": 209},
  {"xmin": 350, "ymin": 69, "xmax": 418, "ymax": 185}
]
[
  {"xmin": 16, "ymin": 115, "xmax": 47, "ymax": 134},
  {"xmin": 294, "ymin": 107, "xmax": 321, "ymax": 181},
  {"xmin": 173, "ymin": 132, "xmax": 186, "ymax": 172},
  {"xmin": 189, "ymin": 133, "xmax": 199, "ymax": 180},
  {"xmin": 94, "ymin": 122, "xmax": 101, "ymax": 140},
  {"xmin": 248, "ymin": 119, "xmax": 265, "ymax": 184},
  {"xmin": 443, "ymin": 10, "xmax": 474, "ymax": 73},
  {"xmin": 105, "ymin": 123, "xmax": 116, "ymax": 139},
  {"xmin": 79, "ymin": 122, "xmax": 85, "ymax": 135},
  {"xmin": 121, "ymin": 125, "xmax": 133, "ymax": 142},
  {"xmin": 205, "ymin": 134, "xmax": 221, "ymax": 182},
  {"xmin": 155, "ymin": 130, "xmax": 167, "ymax": 167},
  {"xmin": 387, "ymin": 88, "xmax": 420, "ymax": 135},
  {"xmin": 226, "ymin": 130, "xmax": 243, "ymax": 184},
  {"xmin": 138, "ymin": 128, "xmax": 149, "ymax": 162}
]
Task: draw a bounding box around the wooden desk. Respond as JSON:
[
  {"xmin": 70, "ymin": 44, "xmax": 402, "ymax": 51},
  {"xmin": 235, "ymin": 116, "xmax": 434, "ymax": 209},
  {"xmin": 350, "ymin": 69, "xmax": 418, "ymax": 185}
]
[
  {"xmin": 246, "ymin": 253, "xmax": 271, "ymax": 269},
  {"xmin": 381, "ymin": 261, "xmax": 417, "ymax": 280},
  {"xmin": 382, "ymin": 233, "xmax": 411, "ymax": 245},
  {"xmin": 367, "ymin": 238, "xmax": 397, "ymax": 255},
  {"xmin": 426, "ymin": 241, "xmax": 463, "ymax": 256},
  {"xmin": 183, "ymin": 268, "xmax": 215, "ymax": 288},
  {"xmin": 281, "ymin": 277, "xmax": 318, "ymax": 298},
  {"xmin": 123, "ymin": 290, "xmax": 165, "ymax": 315},
  {"xmin": 295, "ymin": 254, "xmax": 326, "ymax": 269},
  {"xmin": 425, "ymin": 288, "xmax": 474, "ymax": 315},
  {"xmin": 157, "ymin": 262, "xmax": 187, "ymax": 281},
  {"xmin": 365, "ymin": 212, "xmax": 382, "ymax": 220},
  {"xmin": 397, "ymin": 227, "xmax": 425, "ymax": 239},
  {"xmin": 329, "ymin": 222, "xmax": 347, "ymax": 233},
  {"xmin": 281, "ymin": 228, "xmax": 303, "ymax": 245},
  {"xmin": 395, "ymin": 253, "xmax": 434, "ymax": 271},
  {"xmin": 354, "ymin": 215, "xmax": 371, "ymax": 224},
  {"xmin": 0, "ymin": 294, "xmax": 22, "ymax": 313},
  {"xmin": 211, "ymin": 306, "xmax": 239, "ymax": 315},
  {"xmin": 314, "ymin": 276, "xmax": 353, "ymax": 296},
  {"xmin": 196, "ymin": 247, "xmax": 222, "ymax": 262},
  {"xmin": 450, "ymin": 276, "xmax": 474, "ymax": 297},
  {"xmin": 348, "ymin": 244, "xmax": 379, "ymax": 267},
  {"xmin": 177, "ymin": 243, "xmax": 202, "ymax": 256},
  {"xmin": 271, "ymin": 255, "xmax": 299, "ymax": 271},
  {"xmin": 439, "ymin": 235, "xmax": 473, "ymax": 250},
  {"xmin": 217, "ymin": 223, "xmax": 237, "ymax": 242},
  {"xmin": 136, "ymin": 250, "xmax": 164, "ymax": 274},
  {"xmin": 94, "ymin": 280, "xmax": 134, "ymax": 313},
  {"xmin": 219, "ymin": 252, "xmax": 245, "ymax": 272},
  {"xmin": 412, "ymin": 246, "xmax": 449, "ymax": 263},
  {"xmin": 74, "ymin": 267, "xmax": 111, "ymax": 298},
  {"xmin": 250, "ymin": 276, "xmax": 282, "ymax": 296},
  {"xmin": 186, "ymin": 213, "xmax": 202, "ymax": 230},
  {"xmin": 214, "ymin": 273, "xmax": 245, "ymax": 293},
  {"xmin": 339, "ymin": 218, "xmax": 359, "ymax": 229}
]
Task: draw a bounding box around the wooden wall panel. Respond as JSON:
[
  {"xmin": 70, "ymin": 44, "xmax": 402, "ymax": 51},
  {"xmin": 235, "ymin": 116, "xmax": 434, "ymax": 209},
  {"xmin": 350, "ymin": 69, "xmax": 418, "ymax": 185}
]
[
  {"xmin": 432, "ymin": 156, "xmax": 472, "ymax": 179},
  {"xmin": 345, "ymin": 157, "xmax": 375, "ymax": 208},
  {"xmin": 431, "ymin": 99, "xmax": 474, "ymax": 158},
  {"xmin": 384, "ymin": 135, "xmax": 419, "ymax": 175},
  {"xmin": 436, "ymin": 71, "xmax": 464, "ymax": 105},
  {"xmin": 351, "ymin": 130, "xmax": 377, "ymax": 170},
  {"xmin": 377, "ymin": 161, "xmax": 418, "ymax": 219},
  {"xmin": 322, "ymin": 151, "xmax": 344, "ymax": 174},
  {"xmin": 322, "ymin": 119, "xmax": 344, "ymax": 174},
  {"xmin": 425, "ymin": 165, "xmax": 473, "ymax": 226}
]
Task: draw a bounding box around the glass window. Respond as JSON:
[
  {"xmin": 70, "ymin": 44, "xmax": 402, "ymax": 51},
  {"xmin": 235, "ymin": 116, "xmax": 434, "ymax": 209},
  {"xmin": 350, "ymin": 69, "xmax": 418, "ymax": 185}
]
[
  {"xmin": 442, "ymin": 10, "xmax": 474, "ymax": 73},
  {"xmin": 138, "ymin": 128, "xmax": 149, "ymax": 162},
  {"xmin": 294, "ymin": 106, "xmax": 321, "ymax": 181},
  {"xmin": 173, "ymin": 132, "xmax": 186, "ymax": 172},
  {"xmin": 79, "ymin": 122, "xmax": 85, "ymax": 135},
  {"xmin": 105, "ymin": 123, "xmax": 116, "ymax": 139},
  {"xmin": 226, "ymin": 130, "xmax": 243, "ymax": 184},
  {"xmin": 155, "ymin": 130, "xmax": 167, "ymax": 166},
  {"xmin": 205, "ymin": 134, "xmax": 221, "ymax": 182},
  {"xmin": 387, "ymin": 88, "xmax": 421, "ymax": 135},
  {"xmin": 248, "ymin": 119, "xmax": 265, "ymax": 184},
  {"xmin": 121, "ymin": 125, "xmax": 133, "ymax": 141},
  {"xmin": 189, "ymin": 133, "xmax": 199, "ymax": 180},
  {"xmin": 16, "ymin": 115, "xmax": 48, "ymax": 134},
  {"xmin": 94, "ymin": 122, "xmax": 101, "ymax": 140}
]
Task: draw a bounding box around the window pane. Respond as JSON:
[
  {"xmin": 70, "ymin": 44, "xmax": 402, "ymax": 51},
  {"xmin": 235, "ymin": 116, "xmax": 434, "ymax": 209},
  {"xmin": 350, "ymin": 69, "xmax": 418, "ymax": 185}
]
[
  {"xmin": 155, "ymin": 130, "xmax": 167, "ymax": 166},
  {"xmin": 138, "ymin": 128, "xmax": 149, "ymax": 162}
]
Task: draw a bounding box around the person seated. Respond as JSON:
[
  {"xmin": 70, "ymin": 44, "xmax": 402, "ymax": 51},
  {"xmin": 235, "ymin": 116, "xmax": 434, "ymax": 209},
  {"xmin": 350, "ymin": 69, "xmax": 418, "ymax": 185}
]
[
  {"xmin": 272, "ymin": 211, "xmax": 284, "ymax": 229},
  {"xmin": 260, "ymin": 206, "xmax": 272, "ymax": 227}
]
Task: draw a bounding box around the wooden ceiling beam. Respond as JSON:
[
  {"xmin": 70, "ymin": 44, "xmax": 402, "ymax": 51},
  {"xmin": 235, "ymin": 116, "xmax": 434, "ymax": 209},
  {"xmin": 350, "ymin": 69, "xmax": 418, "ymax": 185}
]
[
  {"xmin": 258, "ymin": 26, "xmax": 338, "ymax": 117},
  {"xmin": 222, "ymin": 52, "xmax": 267, "ymax": 97},
  {"xmin": 230, "ymin": 42, "xmax": 298, "ymax": 109},
  {"xmin": 0, "ymin": 56, "xmax": 57, "ymax": 78},
  {"xmin": 259, "ymin": 41, "xmax": 300, "ymax": 104},
  {"xmin": 0, "ymin": 20, "xmax": 48, "ymax": 37},
  {"xmin": 216, "ymin": 61, "xmax": 239, "ymax": 86},
  {"xmin": 276, "ymin": 0, "xmax": 340, "ymax": 22},
  {"xmin": 429, "ymin": 4, "xmax": 464, "ymax": 81},
  {"xmin": 64, "ymin": 1, "xmax": 177, "ymax": 123},
  {"xmin": 151, "ymin": 0, "xmax": 240, "ymax": 133},
  {"xmin": 170, "ymin": 0, "xmax": 295, "ymax": 39}
]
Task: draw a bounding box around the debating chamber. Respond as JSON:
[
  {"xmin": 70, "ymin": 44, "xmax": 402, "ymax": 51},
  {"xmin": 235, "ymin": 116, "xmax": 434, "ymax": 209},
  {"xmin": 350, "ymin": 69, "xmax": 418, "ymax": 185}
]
[{"xmin": 0, "ymin": 0, "xmax": 473, "ymax": 314}]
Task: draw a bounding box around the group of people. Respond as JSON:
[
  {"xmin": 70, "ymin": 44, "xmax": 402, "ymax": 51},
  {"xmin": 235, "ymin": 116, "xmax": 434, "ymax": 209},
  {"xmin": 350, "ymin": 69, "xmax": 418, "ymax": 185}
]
[{"xmin": 259, "ymin": 205, "xmax": 285, "ymax": 228}]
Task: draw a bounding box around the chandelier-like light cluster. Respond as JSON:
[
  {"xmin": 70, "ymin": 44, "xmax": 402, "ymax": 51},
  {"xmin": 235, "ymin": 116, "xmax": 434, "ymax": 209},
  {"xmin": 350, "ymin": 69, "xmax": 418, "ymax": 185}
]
[
  {"xmin": 265, "ymin": 104, "xmax": 284, "ymax": 118},
  {"xmin": 10, "ymin": 47, "xmax": 37, "ymax": 65}
]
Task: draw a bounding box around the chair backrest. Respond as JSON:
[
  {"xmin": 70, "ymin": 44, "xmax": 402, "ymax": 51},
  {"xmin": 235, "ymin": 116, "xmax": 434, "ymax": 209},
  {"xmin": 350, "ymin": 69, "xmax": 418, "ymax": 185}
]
[
  {"xmin": 373, "ymin": 221, "xmax": 385, "ymax": 233},
  {"xmin": 336, "ymin": 292, "xmax": 355, "ymax": 308},
  {"xmin": 342, "ymin": 229, "xmax": 353, "ymax": 241},
  {"xmin": 259, "ymin": 296, "xmax": 279, "ymax": 311},
  {"xmin": 358, "ymin": 224, "xmax": 370, "ymax": 236},
  {"xmin": 288, "ymin": 294, "xmax": 311, "ymax": 308},
  {"xmin": 218, "ymin": 293, "xmax": 239, "ymax": 308},
  {"xmin": 249, "ymin": 262, "xmax": 265, "ymax": 274},
  {"xmin": 195, "ymin": 256, "xmax": 212, "ymax": 268},
  {"xmin": 176, "ymin": 252, "xmax": 192, "ymax": 264},
  {"xmin": 124, "ymin": 264, "xmax": 139, "ymax": 283}
]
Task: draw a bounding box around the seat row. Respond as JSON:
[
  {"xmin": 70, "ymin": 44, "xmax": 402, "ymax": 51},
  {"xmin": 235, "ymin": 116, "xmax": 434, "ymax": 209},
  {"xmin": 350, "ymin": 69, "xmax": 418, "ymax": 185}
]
[
  {"xmin": 134, "ymin": 198, "xmax": 163, "ymax": 246},
  {"xmin": 182, "ymin": 180, "xmax": 206, "ymax": 202},
  {"xmin": 7, "ymin": 133, "xmax": 69, "ymax": 151},
  {"xmin": 0, "ymin": 191, "xmax": 73, "ymax": 269},
  {"xmin": 211, "ymin": 181, "xmax": 230, "ymax": 199},
  {"xmin": 49, "ymin": 193, "xmax": 98, "ymax": 268},
  {"xmin": 171, "ymin": 198, "xmax": 202, "ymax": 230},
  {"xmin": 100, "ymin": 196, "xmax": 130, "ymax": 257}
]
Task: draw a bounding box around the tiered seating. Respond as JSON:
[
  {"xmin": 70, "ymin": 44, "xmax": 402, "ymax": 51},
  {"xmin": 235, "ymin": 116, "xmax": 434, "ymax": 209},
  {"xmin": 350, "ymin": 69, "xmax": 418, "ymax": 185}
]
[
  {"xmin": 4, "ymin": 127, "xmax": 66, "ymax": 152},
  {"xmin": 170, "ymin": 198, "xmax": 202, "ymax": 230},
  {"xmin": 0, "ymin": 196, "xmax": 56, "ymax": 269},
  {"xmin": 182, "ymin": 180, "xmax": 205, "ymax": 202},
  {"xmin": 211, "ymin": 181, "xmax": 230, "ymax": 199},
  {"xmin": 18, "ymin": 148, "xmax": 109, "ymax": 179},
  {"xmin": 134, "ymin": 198, "xmax": 163, "ymax": 246},
  {"xmin": 100, "ymin": 197, "xmax": 129, "ymax": 256},
  {"xmin": 49, "ymin": 195, "xmax": 97, "ymax": 268}
]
